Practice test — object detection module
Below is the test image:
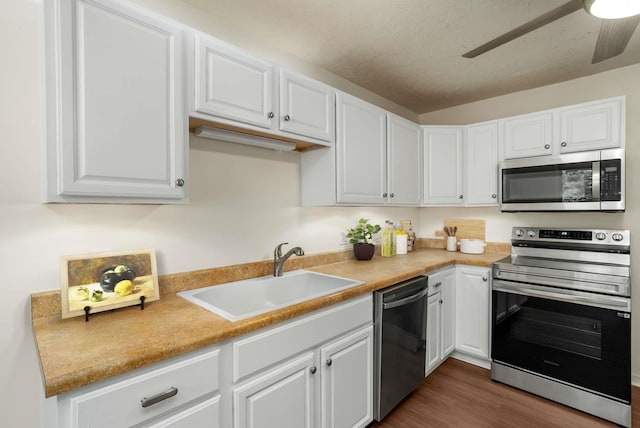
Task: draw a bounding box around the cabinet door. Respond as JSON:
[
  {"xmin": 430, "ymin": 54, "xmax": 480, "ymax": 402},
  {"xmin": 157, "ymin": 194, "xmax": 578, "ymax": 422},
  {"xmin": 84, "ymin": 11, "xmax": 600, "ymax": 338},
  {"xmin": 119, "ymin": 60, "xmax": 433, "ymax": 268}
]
[
  {"xmin": 426, "ymin": 292, "xmax": 442, "ymax": 374},
  {"xmin": 422, "ymin": 127, "xmax": 463, "ymax": 205},
  {"xmin": 559, "ymin": 97, "xmax": 622, "ymax": 153},
  {"xmin": 194, "ymin": 35, "xmax": 275, "ymax": 129},
  {"xmin": 44, "ymin": 0, "xmax": 186, "ymax": 201},
  {"xmin": 465, "ymin": 122, "xmax": 499, "ymax": 205},
  {"xmin": 145, "ymin": 396, "xmax": 220, "ymax": 428},
  {"xmin": 336, "ymin": 92, "xmax": 387, "ymax": 204},
  {"xmin": 503, "ymin": 112, "xmax": 553, "ymax": 159},
  {"xmin": 455, "ymin": 267, "xmax": 490, "ymax": 359},
  {"xmin": 387, "ymin": 114, "xmax": 421, "ymax": 205},
  {"xmin": 440, "ymin": 268, "xmax": 456, "ymax": 357},
  {"xmin": 320, "ymin": 326, "xmax": 373, "ymax": 428},
  {"xmin": 279, "ymin": 69, "xmax": 334, "ymax": 142},
  {"xmin": 233, "ymin": 353, "xmax": 315, "ymax": 428}
]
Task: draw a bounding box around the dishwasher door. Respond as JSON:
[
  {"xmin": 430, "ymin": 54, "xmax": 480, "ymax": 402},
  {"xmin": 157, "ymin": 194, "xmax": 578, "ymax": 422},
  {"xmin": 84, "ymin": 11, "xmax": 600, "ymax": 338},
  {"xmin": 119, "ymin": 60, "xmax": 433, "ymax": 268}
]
[{"xmin": 373, "ymin": 276, "xmax": 429, "ymax": 421}]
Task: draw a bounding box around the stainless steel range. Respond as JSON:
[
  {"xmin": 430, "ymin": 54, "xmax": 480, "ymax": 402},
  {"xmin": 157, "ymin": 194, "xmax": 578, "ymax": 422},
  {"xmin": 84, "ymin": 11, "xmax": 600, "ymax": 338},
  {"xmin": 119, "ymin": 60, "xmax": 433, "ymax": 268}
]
[{"xmin": 491, "ymin": 227, "xmax": 631, "ymax": 427}]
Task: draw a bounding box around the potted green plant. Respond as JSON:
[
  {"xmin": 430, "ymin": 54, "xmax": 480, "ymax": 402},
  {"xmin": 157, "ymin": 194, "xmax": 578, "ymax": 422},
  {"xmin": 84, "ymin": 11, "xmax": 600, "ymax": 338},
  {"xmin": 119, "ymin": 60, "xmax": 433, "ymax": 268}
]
[{"xmin": 346, "ymin": 218, "xmax": 381, "ymax": 260}]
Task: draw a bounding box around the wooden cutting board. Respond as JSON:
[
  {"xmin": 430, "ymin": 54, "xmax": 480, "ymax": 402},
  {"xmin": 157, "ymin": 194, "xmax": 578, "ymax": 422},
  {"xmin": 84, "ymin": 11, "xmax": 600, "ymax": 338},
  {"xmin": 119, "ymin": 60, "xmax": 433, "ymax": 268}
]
[{"xmin": 436, "ymin": 219, "xmax": 486, "ymax": 241}]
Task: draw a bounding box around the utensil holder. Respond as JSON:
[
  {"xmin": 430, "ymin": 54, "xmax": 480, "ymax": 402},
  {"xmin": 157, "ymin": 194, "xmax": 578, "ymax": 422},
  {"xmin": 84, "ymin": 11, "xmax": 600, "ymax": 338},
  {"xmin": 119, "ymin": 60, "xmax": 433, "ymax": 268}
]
[{"xmin": 446, "ymin": 236, "xmax": 457, "ymax": 251}]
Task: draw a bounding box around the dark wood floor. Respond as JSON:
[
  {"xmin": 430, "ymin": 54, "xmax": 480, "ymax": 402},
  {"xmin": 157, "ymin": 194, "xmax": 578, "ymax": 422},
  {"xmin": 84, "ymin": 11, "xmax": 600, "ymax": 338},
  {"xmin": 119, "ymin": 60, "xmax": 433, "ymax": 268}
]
[{"xmin": 370, "ymin": 358, "xmax": 640, "ymax": 427}]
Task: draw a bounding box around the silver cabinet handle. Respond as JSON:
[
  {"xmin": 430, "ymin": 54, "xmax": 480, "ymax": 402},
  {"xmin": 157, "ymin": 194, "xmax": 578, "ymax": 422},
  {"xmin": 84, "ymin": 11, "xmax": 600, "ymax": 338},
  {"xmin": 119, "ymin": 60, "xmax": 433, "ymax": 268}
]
[
  {"xmin": 326, "ymin": 359, "xmax": 333, "ymax": 367},
  {"xmin": 140, "ymin": 387, "xmax": 178, "ymax": 408},
  {"xmin": 175, "ymin": 178, "xmax": 185, "ymax": 187},
  {"xmin": 432, "ymin": 282, "xmax": 442, "ymax": 289},
  {"xmin": 459, "ymin": 195, "xmax": 463, "ymax": 199},
  {"xmin": 482, "ymin": 276, "xmax": 488, "ymax": 282},
  {"xmin": 561, "ymin": 141, "xmax": 567, "ymax": 147},
  {"xmin": 544, "ymin": 144, "xmax": 550, "ymax": 149},
  {"xmin": 382, "ymin": 193, "xmax": 388, "ymax": 198},
  {"xmin": 284, "ymin": 115, "xmax": 291, "ymax": 121},
  {"xmin": 491, "ymin": 193, "xmax": 497, "ymax": 199},
  {"xmin": 439, "ymin": 299, "xmax": 443, "ymax": 304},
  {"xmin": 267, "ymin": 112, "xmax": 274, "ymax": 118},
  {"xmin": 390, "ymin": 193, "xmax": 395, "ymax": 198},
  {"xmin": 309, "ymin": 366, "xmax": 317, "ymax": 374}
]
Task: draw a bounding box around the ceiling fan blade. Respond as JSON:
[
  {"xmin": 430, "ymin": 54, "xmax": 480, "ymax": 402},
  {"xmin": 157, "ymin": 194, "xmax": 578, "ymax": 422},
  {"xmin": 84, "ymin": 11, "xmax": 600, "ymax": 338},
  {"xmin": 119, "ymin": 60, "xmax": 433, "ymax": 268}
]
[
  {"xmin": 592, "ymin": 16, "xmax": 640, "ymax": 63},
  {"xmin": 462, "ymin": 0, "xmax": 583, "ymax": 58}
]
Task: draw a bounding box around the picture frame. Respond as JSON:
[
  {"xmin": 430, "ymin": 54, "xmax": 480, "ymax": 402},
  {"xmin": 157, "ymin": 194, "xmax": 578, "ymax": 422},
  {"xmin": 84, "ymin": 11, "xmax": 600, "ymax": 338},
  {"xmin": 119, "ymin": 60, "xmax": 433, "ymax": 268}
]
[{"xmin": 61, "ymin": 249, "xmax": 159, "ymax": 319}]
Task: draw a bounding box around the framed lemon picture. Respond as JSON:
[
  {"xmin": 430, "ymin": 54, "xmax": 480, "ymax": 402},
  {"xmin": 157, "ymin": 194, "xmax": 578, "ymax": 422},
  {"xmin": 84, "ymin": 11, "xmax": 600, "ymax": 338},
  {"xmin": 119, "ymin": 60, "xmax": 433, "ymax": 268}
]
[{"xmin": 61, "ymin": 249, "xmax": 159, "ymax": 319}]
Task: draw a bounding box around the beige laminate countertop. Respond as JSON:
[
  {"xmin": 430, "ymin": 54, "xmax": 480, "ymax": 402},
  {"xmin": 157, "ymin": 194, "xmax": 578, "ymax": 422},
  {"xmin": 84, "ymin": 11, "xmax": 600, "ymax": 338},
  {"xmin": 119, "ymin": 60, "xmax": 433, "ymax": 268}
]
[{"xmin": 32, "ymin": 248, "xmax": 509, "ymax": 398}]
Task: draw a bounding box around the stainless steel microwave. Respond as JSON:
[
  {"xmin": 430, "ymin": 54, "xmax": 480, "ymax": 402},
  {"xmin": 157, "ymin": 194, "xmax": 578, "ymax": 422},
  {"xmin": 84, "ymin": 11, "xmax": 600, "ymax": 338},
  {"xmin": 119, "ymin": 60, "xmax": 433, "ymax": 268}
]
[{"xmin": 499, "ymin": 149, "xmax": 624, "ymax": 212}]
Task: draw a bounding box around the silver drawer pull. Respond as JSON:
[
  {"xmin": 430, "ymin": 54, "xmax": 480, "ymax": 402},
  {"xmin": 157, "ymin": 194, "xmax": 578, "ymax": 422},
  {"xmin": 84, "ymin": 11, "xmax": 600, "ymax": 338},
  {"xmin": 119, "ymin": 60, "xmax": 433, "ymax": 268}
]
[
  {"xmin": 432, "ymin": 282, "xmax": 442, "ymax": 289},
  {"xmin": 140, "ymin": 387, "xmax": 178, "ymax": 408}
]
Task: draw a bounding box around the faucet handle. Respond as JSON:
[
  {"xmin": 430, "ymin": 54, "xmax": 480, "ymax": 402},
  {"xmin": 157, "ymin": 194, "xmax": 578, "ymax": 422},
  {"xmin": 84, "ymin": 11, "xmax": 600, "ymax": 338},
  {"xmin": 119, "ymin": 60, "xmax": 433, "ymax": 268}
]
[{"xmin": 274, "ymin": 242, "xmax": 289, "ymax": 258}]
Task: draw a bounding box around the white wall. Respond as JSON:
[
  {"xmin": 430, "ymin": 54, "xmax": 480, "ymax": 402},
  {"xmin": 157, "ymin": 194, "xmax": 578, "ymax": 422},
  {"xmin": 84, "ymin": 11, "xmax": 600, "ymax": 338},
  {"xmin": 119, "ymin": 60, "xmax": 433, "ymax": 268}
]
[
  {"xmin": 419, "ymin": 63, "xmax": 640, "ymax": 382},
  {"xmin": 1, "ymin": 1, "xmax": 418, "ymax": 426}
]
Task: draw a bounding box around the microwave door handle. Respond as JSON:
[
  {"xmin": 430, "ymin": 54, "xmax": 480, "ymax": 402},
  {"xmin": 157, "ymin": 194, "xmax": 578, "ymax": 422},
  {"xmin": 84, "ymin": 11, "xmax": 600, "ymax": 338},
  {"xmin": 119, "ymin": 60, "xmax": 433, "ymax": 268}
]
[{"xmin": 592, "ymin": 161, "xmax": 601, "ymax": 202}]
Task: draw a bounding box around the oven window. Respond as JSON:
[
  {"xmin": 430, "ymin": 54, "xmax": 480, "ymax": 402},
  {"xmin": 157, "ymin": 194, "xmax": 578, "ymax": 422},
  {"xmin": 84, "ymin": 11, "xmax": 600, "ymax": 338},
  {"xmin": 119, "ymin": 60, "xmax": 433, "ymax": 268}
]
[
  {"xmin": 492, "ymin": 290, "xmax": 630, "ymax": 403},
  {"xmin": 502, "ymin": 161, "xmax": 593, "ymax": 203},
  {"xmin": 508, "ymin": 306, "xmax": 601, "ymax": 360}
]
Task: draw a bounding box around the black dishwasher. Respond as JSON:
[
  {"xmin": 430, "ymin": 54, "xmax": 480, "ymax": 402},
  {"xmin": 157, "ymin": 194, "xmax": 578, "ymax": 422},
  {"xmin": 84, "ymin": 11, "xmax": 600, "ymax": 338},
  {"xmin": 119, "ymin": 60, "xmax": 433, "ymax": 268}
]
[{"xmin": 373, "ymin": 276, "xmax": 429, "ymax": 421}]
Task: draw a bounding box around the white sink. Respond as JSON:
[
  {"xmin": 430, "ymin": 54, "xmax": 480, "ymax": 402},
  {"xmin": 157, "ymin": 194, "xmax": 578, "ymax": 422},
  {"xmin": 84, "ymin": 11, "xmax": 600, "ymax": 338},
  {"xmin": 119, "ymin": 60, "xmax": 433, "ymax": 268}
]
[{"xmin": 178, "ymin": 270, "xmax": 364, "ymax": 321}]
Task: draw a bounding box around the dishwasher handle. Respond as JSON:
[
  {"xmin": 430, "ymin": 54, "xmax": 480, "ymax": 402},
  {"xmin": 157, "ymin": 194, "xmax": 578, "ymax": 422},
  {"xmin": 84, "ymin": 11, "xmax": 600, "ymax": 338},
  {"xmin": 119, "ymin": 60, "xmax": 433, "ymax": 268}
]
[{"xmin": 383, "ymin": 287, "xmax": 429, "ymax": 310}]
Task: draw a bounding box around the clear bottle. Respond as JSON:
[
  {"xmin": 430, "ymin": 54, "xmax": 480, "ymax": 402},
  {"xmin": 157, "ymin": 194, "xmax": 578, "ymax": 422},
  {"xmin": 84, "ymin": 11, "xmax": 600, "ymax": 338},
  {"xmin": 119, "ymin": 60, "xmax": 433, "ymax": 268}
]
[{"xmin": 381, "ymin": 220, "xmax": 395, "ymax": 257}]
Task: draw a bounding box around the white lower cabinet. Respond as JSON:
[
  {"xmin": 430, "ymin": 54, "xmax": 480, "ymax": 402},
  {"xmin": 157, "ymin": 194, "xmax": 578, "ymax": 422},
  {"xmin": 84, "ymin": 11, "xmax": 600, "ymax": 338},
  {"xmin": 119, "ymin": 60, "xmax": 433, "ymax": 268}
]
[
  {"xmin": 426, "ymin": 267, "xmax": 455, "ymax": 374},
  {"xmin": 232, "ymin": 295, "xmax": 373, "ymax": 428},
  {"xmin": 320, "ymin": 327, "xmax": 374, "ymax": 428},
  {"xmin": 455, "ymin": 266, "xmax": 491, "ymax": 360},
  {"xmin": 233, "ymin": 353, "xmax": 315, "ymax": 428},
  {"xmin": 49, "ymin": 296, "xmax": 373, "ymax": 428},
  {"xmin": 55, "ymin": 348, "xmax": 222, "ymax": 428}
]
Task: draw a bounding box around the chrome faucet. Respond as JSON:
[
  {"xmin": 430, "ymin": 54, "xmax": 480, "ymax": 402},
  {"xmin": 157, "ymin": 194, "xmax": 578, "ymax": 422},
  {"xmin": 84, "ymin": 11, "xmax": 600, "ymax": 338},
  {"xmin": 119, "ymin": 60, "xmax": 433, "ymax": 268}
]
[{"xmin": 274, "ymin": 242, "xmax": 304, "ymax": 277}]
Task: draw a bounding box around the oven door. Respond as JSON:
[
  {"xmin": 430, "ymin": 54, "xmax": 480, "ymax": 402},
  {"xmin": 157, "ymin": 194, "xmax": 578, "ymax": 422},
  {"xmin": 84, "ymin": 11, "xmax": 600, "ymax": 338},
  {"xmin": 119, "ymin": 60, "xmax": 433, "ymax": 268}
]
[{"xmin": 492, "ymin": 279, "xmax": 631, "ymax": 403}]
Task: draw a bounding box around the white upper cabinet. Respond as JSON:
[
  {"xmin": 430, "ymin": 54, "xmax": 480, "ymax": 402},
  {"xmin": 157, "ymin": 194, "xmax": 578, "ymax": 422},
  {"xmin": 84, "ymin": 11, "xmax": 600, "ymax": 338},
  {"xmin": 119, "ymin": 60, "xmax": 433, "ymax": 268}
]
[
  {"xmin": 43, "ymin": 0, "xmax": 187, "ymax": 203},
  {"xmin": 190, "ymin": 33, "xmax": 334, "ymax": 146},
  {"xmin": 503, "ymin": 111, "xmax": 553, "ymax": 159},
  {"xmin": 465, "ymin": 122, "xmax": 499, "ymax": 205},
  {"xmin": 503, "ymin": 96, "xmax": 624, "ymax": 159},
  {"xmin": 279, "ymin": 70, "xmax": 334, "ymax": 142},
  {"xmin": 194, "ymin": 35, "xmax": 275, "ymax": 129},
  {"xmin": 387, "ymin": 114, "xmax": 421, "ymax": 205},
  {"xmin": 559, "ymin": 97, "xmax": 623, "ymax": 153},
  {"xmin": 422, "ymin": 127, "xmax": 464, "ymax": 205},
  {"xmin": 336, "ymin": 92, "xmax": 387, "ymax": 204}
]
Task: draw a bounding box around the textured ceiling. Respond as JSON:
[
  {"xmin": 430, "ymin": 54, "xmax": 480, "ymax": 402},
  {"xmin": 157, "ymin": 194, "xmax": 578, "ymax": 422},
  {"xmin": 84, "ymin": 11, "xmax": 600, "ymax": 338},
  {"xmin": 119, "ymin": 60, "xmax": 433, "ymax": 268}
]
[{"xmin": 182, "ymin": 0, "xmax": 640, "ymax": 114}]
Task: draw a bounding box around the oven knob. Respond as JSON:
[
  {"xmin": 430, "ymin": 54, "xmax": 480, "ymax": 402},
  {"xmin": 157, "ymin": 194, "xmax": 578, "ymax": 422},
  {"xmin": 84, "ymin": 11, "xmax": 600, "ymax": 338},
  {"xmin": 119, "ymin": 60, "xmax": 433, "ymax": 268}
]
[
  {"xmin": 527, "ymin": 230, "xmax": 536, "ymax": 238},
  {"xmin": 595, "ymin": 232, "xmax": 606, "ymax": 241},
  {"xmin": 612, "ymin": 233, "xmax": 624, "ymax": 242},
  {"xmin": 514, "ymin": 229, "xmax": 524, "ymax": 238}
]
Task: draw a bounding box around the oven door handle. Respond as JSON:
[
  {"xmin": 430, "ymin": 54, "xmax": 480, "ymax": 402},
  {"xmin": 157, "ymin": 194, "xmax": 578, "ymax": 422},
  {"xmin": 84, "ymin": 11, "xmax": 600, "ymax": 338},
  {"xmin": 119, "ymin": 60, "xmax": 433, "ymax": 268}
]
[
  {"xmin": 383, "ymin": 287, "xmax": 429, "ymax": 310},
  {"xmin": 492, "ymin": 279, "xmax": 631, "ymax": 312}
]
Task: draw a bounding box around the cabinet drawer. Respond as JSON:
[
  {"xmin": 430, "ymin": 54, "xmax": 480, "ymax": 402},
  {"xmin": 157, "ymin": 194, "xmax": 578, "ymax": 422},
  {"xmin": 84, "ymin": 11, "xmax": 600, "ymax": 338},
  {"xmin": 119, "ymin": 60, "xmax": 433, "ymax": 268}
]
[
  {"xmin": 69, "ymin": 349, "xmax": 220, "ymax": 428},
  {"xmin": 233, "ymin": 295, "xmax": 372, "ymax": 382}
]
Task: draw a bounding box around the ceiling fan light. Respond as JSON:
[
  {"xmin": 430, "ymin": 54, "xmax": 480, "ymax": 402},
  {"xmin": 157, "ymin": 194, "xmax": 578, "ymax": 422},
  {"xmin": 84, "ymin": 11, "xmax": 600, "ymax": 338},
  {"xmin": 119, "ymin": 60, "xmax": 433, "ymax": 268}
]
[{"xmin": 584, "ymin": 0, "xmax": 640, "ymax": 19}]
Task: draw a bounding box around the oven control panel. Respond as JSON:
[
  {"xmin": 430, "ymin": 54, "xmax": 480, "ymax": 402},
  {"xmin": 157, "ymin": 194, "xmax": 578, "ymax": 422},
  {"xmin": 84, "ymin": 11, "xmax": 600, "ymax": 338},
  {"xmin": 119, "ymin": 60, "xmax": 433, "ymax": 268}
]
[{"xmin": 512, "ymin": 227, "xmax": 630, "ymax": 246}]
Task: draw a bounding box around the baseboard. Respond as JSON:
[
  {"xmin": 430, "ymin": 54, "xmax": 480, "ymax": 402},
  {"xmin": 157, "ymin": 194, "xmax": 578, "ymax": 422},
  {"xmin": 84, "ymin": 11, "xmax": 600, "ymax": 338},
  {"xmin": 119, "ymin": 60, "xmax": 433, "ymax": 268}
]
[
  {"xmin": 450, "ymin": 351, "xmax": 491, "ymax": 370},
  {"xmin": 632, "ymin": 374, "xmax": 640, "ymax": 387}
]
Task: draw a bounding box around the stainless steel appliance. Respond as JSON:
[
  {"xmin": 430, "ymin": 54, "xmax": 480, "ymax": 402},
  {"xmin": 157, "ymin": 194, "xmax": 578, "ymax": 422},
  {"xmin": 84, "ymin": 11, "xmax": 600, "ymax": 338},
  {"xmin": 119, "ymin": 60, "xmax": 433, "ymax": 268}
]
[
  {"xmin": 492, "ymin": 227, "xmax": 631, "ymax": 427},
  {"xmin": 373, "ymin": 276, "xmax": 429, "ymax": 421},
  {"xmin": 499, "ymin": 148, "xmax": 624, "ymax": 212}
]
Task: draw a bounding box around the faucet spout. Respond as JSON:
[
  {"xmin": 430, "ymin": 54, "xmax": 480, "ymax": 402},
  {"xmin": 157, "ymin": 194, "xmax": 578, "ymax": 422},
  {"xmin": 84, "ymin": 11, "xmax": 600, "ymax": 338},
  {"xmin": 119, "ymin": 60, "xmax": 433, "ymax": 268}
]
[{"xmin": 274, "ymin": 242, "xmax": 304, "ymax": 276}]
